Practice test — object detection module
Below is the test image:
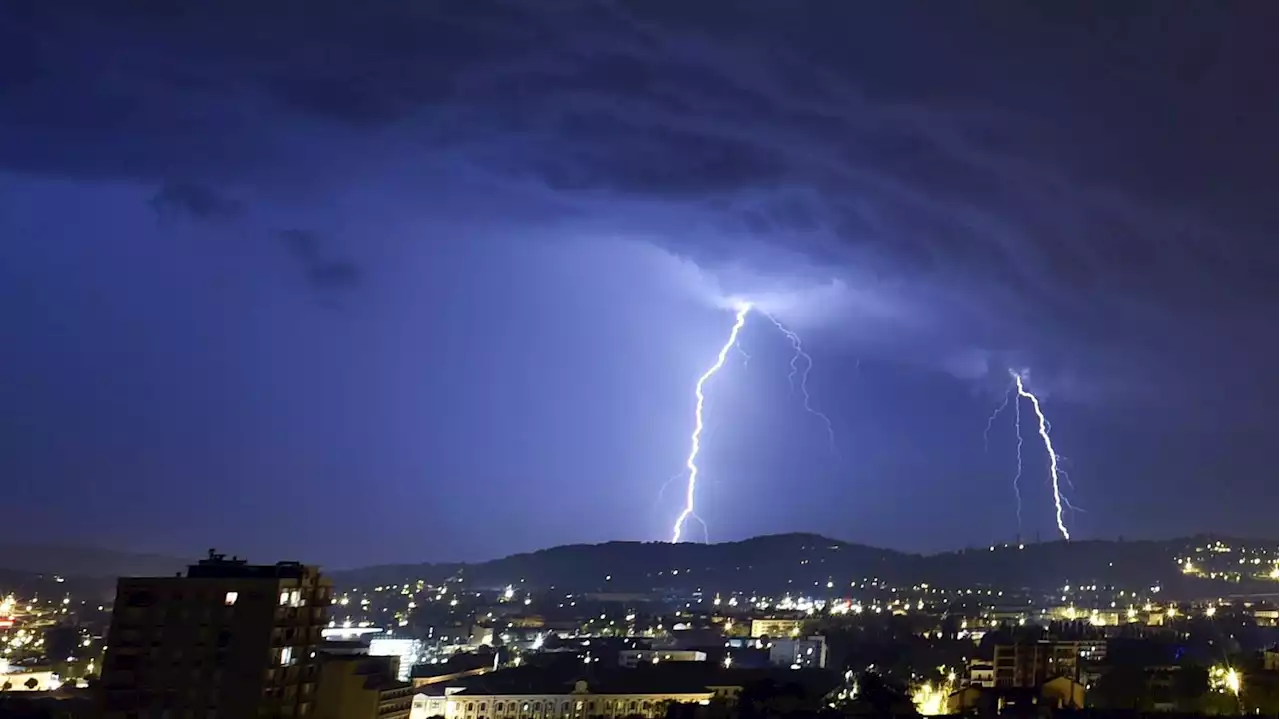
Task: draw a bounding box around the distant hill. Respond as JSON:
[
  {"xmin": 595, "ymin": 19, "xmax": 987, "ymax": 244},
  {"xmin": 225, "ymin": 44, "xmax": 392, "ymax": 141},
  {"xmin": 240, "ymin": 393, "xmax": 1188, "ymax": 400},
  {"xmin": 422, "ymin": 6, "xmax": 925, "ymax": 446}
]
[
  {"xmin": 0, "ymin": 534, "xmax": 1273, "ymax": 602},
  {"xmin": 329, "ymin": 533, "xmax": 1277, "ymax": 599},
  {"xmin": 0, "ymin": 543, "xmax": 189, "ymax": 579}
]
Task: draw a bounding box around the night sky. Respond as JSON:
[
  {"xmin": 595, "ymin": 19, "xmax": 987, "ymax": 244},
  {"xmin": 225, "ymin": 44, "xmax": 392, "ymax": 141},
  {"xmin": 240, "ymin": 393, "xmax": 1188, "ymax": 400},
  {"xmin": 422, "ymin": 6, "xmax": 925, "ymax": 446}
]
[{"xmin": 1, "ymin": 1, "xmax": 1274, "ymax": 568}]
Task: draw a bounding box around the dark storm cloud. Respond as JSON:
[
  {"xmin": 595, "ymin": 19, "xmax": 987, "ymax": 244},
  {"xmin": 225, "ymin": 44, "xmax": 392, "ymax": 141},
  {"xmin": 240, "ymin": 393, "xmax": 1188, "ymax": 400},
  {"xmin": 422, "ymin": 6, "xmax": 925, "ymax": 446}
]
[
  {"xmin": 279, "ymin": 229, "xmax": 362, "ymax": 292},
  {"xmin": 0, "ymin": 0, "xmax": 1272, "ymax": 403}
]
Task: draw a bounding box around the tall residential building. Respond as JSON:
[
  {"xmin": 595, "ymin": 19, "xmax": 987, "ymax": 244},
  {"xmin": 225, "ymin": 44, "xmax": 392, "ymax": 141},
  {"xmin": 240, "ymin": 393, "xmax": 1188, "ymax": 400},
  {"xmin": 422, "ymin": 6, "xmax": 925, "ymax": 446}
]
[{"xmin": 99, "ymin": 551, "xmax": 332, "ymax": 718}]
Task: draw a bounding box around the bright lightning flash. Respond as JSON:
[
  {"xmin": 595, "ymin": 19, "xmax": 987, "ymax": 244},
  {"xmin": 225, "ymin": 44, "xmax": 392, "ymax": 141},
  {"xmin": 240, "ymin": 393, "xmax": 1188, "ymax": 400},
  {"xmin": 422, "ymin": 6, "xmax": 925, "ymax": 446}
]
[
  {"xmin": 764, "ymin": 313, "xmax": 838, "ymax": 455},
  {"xmin": 672, "ymin": 303, "xmax": 752, "ymax": 543},
  {"xmin": 1010, "ymin": 370, "xmax": 1070, "ymax": 540}
]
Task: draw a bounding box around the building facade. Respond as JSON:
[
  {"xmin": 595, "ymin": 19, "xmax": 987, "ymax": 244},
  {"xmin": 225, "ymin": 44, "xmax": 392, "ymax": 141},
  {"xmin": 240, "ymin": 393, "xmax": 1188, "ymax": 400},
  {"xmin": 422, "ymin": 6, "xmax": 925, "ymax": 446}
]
[
  {"xmin": 370, "ymin": 637, "xmax": 424, "ymax": 681},
  {"xmin": 993, "ymin": 640, "xmax": 1086, "ymax": 688},
  {"xmin": 767, "ymin": 636, "xmax": 827, "ymax": 669},
  {"xmin": 967, "ymin": 659, "xmax": 995, "ymax": 688},
  {"xmin": 315, "ymin": 654, "xmax": 414, "ymax": 719},
  {"xmin": 749, "ymin": 618, "xmax": 804, "ymax": 639},
  {"xmin": 98, "ymin": 551, "xmax": 331, "ymax": 718},
  {"xmin": 410, "ymin": 680, "xmax": 714, "ymax": 719},
  {"xmin": 617, "ymin": 650, "xmax": 706, "ymax": 668}
]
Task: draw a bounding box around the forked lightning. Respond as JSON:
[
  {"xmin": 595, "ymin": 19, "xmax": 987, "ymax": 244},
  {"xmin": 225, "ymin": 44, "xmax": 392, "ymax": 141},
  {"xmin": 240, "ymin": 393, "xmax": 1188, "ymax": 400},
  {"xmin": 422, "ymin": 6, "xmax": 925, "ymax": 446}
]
[
  {"xmin": 985, "ymin": 381, "xmax": 1024, "ymax": 534},
  {"xmin": 1009, "ymin": 369, "xmax": 1071, "ymax": 540},
  {"xmin": 671, "ymin": 304, "xmax": 752, "ymax": 543},
  {"xmin": 986, "ymin": 369, "xmax": 1076, "ymax": 540},
  {"xmin": 670, "ymin": 303, "xmax": 838, "ymax": 543},
  {"xmin": 764, "ymin": 313, "xmax": 838, "ymax": 455}
]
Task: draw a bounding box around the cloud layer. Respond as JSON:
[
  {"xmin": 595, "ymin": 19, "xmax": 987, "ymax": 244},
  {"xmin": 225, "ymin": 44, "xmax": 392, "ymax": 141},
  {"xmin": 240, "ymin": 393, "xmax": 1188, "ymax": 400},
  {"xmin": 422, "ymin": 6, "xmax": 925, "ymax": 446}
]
[{"xmin": 1, "ymin": 0, "xmax": 1272, "ymax": 405}]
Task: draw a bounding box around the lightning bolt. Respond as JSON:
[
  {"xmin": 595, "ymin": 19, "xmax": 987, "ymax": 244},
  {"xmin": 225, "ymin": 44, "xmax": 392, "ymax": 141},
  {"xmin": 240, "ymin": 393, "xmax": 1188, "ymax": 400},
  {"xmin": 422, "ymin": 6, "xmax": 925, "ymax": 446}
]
[
  {"xmin": 984, "ymin": 382, "xmax": 1023, "ymax": 534},
  {"xmin": 672, "ymin": 303, "xmax": 752, "ymax": 543},
  {"xmin": 1012, "ymin": 393, "xmax": 1024, "ymax": 534},
  {"xmin": 764, "ymin": 313, "xmax": 838, "ymax": 456},
  {"xmin": 982, "ymin": 388, "xmax": 1012, "ymax": 454},
  {"xmin": 1010, "ymin": 369, "xmax": 1070, "ymax": 540}
]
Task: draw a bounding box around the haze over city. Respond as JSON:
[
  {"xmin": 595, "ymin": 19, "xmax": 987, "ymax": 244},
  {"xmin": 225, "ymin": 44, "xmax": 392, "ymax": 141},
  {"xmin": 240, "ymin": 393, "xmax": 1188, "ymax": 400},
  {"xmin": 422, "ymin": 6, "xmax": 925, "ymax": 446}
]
[{"xmin": 1, "ymin": 1, "xmax": 1274, "ymax": 569}]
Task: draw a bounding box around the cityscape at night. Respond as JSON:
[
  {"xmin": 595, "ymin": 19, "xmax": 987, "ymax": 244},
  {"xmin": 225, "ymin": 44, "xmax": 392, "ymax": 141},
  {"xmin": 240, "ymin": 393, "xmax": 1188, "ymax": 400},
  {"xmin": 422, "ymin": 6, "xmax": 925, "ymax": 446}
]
[{"xmin": 0, "ymin": 1, "xmax": 1275, "ymax": 718}]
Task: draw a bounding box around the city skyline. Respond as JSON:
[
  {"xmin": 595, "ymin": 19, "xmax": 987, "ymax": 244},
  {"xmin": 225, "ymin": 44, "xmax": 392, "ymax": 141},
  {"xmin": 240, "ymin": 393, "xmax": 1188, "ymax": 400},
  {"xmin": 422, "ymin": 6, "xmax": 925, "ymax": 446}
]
[{"xmin": 1, "ymin": 2, "xmax": 1274, "ymax": 567}]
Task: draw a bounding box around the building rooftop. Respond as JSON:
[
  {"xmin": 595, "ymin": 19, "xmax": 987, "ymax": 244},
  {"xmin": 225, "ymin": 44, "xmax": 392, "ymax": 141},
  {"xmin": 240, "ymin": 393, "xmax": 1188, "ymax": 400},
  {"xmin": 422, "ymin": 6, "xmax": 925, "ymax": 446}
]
[
  {"xmin": 418, "ymin": 664, "xmax": 839, "ymax": 697},
  {"xmin": 184, "ymin": 550, "xmax": 316, "ymax": 580}
]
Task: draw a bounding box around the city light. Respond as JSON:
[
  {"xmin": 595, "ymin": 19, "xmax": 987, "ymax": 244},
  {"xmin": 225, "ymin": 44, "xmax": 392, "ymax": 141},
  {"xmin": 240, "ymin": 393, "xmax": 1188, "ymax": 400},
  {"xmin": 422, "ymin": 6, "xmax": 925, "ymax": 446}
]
[
  {"xmin": 911, "ymin": 678, "xmax": 953, "ymax": 716},
  {"xmin": 1210, "ymin": 664, "xmax": 1242, "ymax": 696}
]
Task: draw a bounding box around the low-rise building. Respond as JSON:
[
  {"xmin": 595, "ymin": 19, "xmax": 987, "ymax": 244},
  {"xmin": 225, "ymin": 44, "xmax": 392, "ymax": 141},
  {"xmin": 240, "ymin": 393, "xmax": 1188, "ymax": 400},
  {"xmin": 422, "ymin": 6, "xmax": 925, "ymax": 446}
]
[
  {"xmin": 411, "ymin": 677, "xmax": 713, "ymax": 719},
  {"xmin": 409, "ymin": 665, "xmax": 840, "ymax": 719},
  {"xmin": 947, "ymin": 676, "xmax": 1085, "ymax": 714},
  {"xmin": 316, "ymin": 654, "xmax": 413, "ymax": 719}
]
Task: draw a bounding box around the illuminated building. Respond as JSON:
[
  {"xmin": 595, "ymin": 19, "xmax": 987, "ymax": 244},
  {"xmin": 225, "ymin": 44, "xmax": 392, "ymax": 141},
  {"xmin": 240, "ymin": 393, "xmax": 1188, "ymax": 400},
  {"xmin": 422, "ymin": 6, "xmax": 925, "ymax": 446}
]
[
  {"xmin": 411, "ymin": 678, "xmax": 716, "ymax": 719},
  {"xmin": 98, "ymin": 551, "xmax": 331, "ymax": 718},
  {"xmin": 749, "ymin": 618, "xmax": 804, "ymax": 638},
  {"xmin": 370, "ymin": 637, "xmax": 424, "ymax": 681}
]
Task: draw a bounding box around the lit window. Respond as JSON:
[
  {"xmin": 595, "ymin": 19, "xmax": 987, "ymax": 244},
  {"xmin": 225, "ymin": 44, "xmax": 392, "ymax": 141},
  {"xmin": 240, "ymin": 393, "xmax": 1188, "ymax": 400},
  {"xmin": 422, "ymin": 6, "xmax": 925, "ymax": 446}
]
[
  {"xmin": 279, "ymin": 591, "xmax": 289, "ymax": 606},
  {"xmin": 224, "ymin": 591, "xmax": 238, "ymax": 606},
  {"xmin": 281, "ymin": 646, "xmax": 294, "ymax": 666}
]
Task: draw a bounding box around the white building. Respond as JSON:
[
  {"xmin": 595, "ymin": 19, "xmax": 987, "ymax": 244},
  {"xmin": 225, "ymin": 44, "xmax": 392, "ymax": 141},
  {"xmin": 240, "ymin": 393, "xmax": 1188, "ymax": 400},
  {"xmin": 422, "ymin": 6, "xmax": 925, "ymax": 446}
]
[
  {"xmin": 768, "ymin": 636, "xmax": 827, "ymax": 669},
  {"xmin": 410, "ymin": 679, "xmax": 714, "ymax": 719}
]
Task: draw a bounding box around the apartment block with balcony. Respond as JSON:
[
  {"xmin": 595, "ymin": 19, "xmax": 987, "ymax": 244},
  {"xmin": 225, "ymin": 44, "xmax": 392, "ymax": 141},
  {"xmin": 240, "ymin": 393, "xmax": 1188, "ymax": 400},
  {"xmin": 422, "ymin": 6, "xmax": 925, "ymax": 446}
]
[
  {"xmin": 993, "ymin": 640, "xmax": 1086, "ymax": 688},
  {"xmin": 98, "ymin": 551, "xmax": 332, "ymax": 718}
]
